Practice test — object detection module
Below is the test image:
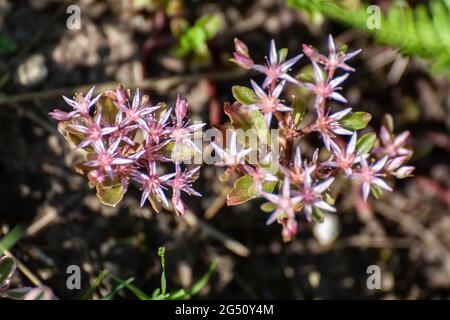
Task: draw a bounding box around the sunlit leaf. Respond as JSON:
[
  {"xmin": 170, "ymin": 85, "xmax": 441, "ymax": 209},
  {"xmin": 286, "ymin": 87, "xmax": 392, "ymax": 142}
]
[
  {"xmin": 224, "ymin": 102, "xmax": 271, "ymax": 145},
  {"xmin": 356, "ymin": 132, "xmax": 377, "ymax": 155},
  {"xmin": 161, "ymin": 141, "xmax": 196, "ymax": 162},
  {"xmin": 260, "ymin": 202, "xmax": 276, "ymax": 213},
  {"xmin": 96, "ymin": 178, "xmax": 125, "ymax": 207},
  {"xmin": 291, "ymin": 95, "xmax": 306, "ymax": 127},
  {"xmin": 232, "ymin": 86, "xmax": 258, "ymax": 105},
  {"xmin": 227, "ymin": 174, "xmax": 276, "ymax": 206},
  {"xmin": 339, "ymin": 112, "xmax": 372, "ymax": 130},
  {"xmin": 96, "ymin": 95, "xmax": 119, "ymax": 125},
  {"xmin": 57, "ymin": 121, "xmax": 85, "ymax": 149}
]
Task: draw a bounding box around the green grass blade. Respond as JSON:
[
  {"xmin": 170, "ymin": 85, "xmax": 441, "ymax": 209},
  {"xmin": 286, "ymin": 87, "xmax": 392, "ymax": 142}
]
[
  {"xmin": 80, "ymin": 269, "xmax": 109, "ymax": 300},
  {"xmin": 189, "ymin": 260, "xmax": 218, "ymax": 297},
  {"xmin": 110, "ymin": 274, "xmax": 151, "ymax": 300},
  {"xmin": 101, "ymin": 277, "xmax": 135, "ymax": 300},
  {"xmin": 158, "ymin": 246, "xmax": 166, "ymax": 295},
  {"xmin": 0, "ymin": 225, "xmax": 25, "ymax": 256}
]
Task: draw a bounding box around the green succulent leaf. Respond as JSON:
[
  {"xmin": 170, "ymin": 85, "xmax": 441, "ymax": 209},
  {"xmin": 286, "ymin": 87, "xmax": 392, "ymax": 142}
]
[
  {"xmin": 291, "ymin": 95, "xmax": 306, "ymax": 127},
  {"xmin": 312, "ymin": 207, "xmax": 325, "ymax": 223},
  {"xmin": 186, "ymin": 26, "xmax": 208, "ymax": 56},
  {"xmin": 96, "ymin": 95, "xmax": 119, "ymax": 125},
  {"xmin": 278, "ymin": 48, "xmax": 289, "ymax": 63},
  {"xmin": 232, "ymin": 86, "xmax": 258, "ymax": 105},
  {"xmin": 224, "ymin": 102, "xmax": 271, "ymax": 146},
  {"xmin": 260, "ymin": 202, "xmax": 277, "ymax": 213},
  {"xmin": 161, "ymin": 141, "xmax": 196, "ymax": 162},
  {"xmin": 227, "ymin": 174, "xmax": 276, "ymax": 206},
  {"xmin": 0, "ymin": 287, "xmax": 33, "ymax": 300},
  {"xmin": 96, "ymin": 178, "xmax": 125, "ymax": 207},
  {"xmin": 57, "ymin": 121, "xmax": 85, "ymax": 149},
  {"xmin": 0, "ymin": 256, "xmax": 16, "ymax": 288},
  {"xmin": 356, "ymin": 132, "xmax": 377, "ymax": 155},
  {"xmin": 324, "ymin": 192, "xmax": 336, "ymax": 205},
  {"xmin": 173, "ymin": 14, "xmax": 222, "ymax": 60},
  {"xmin": 195, "ymin": 14, "xmax": 222, "ymax": 39},
  {"xmin": 339, "ymin": 112, "xmax": 372, "ymax": 130}
]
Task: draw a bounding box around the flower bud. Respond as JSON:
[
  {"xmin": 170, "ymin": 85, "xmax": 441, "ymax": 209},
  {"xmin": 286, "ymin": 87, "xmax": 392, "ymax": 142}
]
[
  {"xmin": 232, "ymin": 52, "xmax": 254, "ymax": 69},
  {"xmin": 282, "ymin": 218, "xmax": 298, "ymax": 242},
  {"xmin": 302, "ymin": 44, "xmax": 319, "ymax": 60},
  {"xmin": 116, "ymin": 85, "xmax": 128, "ymax": 106},
  {"xmin": 234, "ymin": 38, "xmax": 249, "ymax": 56},
  {"xmin": 175, "ymin": 95, "xmax": 188, "ymax": 123},
  {"xmin": 395, "ymin": 166, "xmax": 415, "ymax": 179},
  {"xmin": 386, "ymin": 156, "xmax": 408, "ymax": 171},
  {"xmin": 173, "ymin": 195, "xmax": 186, "ymax": 216}
]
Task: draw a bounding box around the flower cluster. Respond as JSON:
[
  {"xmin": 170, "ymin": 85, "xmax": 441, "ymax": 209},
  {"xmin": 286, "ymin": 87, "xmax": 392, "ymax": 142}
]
[
  {"xmin": 49, "ymin": 35, "xmax": 415, "ymax": 243},
  {"xmin": 50, "ymin": 85, "xmax": 203, "ymax": 216},
  {"xmin": 223, "ymin": 35, "xmax": 414, "ymax": 241}
]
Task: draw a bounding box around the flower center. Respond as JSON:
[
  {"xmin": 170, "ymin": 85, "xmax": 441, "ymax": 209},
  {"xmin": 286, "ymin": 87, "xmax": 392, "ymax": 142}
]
[{"xmin": 302, "ymin": 188, "xmax": 316, "ymax": 204}]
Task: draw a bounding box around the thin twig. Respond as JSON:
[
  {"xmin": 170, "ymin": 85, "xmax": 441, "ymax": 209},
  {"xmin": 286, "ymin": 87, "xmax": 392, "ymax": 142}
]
[
  {"xmin": 7, "ymin": 103, "xmax": 58, "ymax": 135},
  {"xmin": 0, "ymin": 69, "xmax": 246, "ymax": 105},
  {"xmin": 374, "ymin": 201, "xmax": 450, "ymax": 280},
  {"xmin": 204, "ymin": 187, "xmax": 231, "ymax": 220},
  {"xmin": 26, "ymin": 208, "xmax": 59, "ymax": 237},
  {"xmin": 3, "ymin": 250, "xmax": 42, "ymax": 287},
  {"xmin": 183, "ymin": 210, "xmax": 250, "ymax": 257},
  {"xmin": 335, "ymin": 235, "xmax": 411, "ymax": 250}
]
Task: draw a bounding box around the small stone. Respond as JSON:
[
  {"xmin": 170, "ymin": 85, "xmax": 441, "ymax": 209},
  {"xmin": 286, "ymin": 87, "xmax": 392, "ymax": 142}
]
[
  {"xmin": 313, "ymin": 213, "xmax": 340, "ymax": 246},
  {"xmin": 16, "ymin": 54, "xmax": 48, "ymax": 87},
  {"xmin": 308, "ymin": 271, "xmax": 321, "ymax": 289}
]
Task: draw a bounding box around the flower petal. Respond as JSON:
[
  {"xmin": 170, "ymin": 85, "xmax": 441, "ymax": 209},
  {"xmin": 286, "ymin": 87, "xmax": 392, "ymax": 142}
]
[
  {"xmin": 311, "ymin": 61, "xmax": 323, "ymax": 83},
  {"xmin": 250, "ymin": 79, "xmax": 267, "ymax": 99},
  {"xmin": 329, "ymin": 73, "xmax": 349, "ymax": 88},
  {"xmin": 347, "ymin": 132, "xmax": 357, "ymax": 154},
  {"xmin": 373, "ymin": 177, "xmax": 393, "ymax": 191},
  {"xmin": 362, "ymin": 182, "xmax": 371, "ymax": 201},
  {"xmin": 269, "ymin": 39, "xmax": 278, "ymax": 65},
  {"xmin": 315, "ymin": 200, "xmax": 336, "ymax": 212},
  {"xmin": 330, "ymin": 107, "xmax": 352, "ymax": 120},
  {"xmin": 314, "ymin": 177, "xmax": 335, "ymax": 193},
  {"xmin": 372, "ymin": 156, "xmax": 388, "ymax": 172},
  {"xmin": 329, "ymin": 92, "xmax": 348, "ymax": 104},
  {"xmin": 328, "ymin": 34, "xmax": 336, "ymax": 54},
  {"xmin": 281, "ymin": 54, "xmax": 303, "ymax": 71}
]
